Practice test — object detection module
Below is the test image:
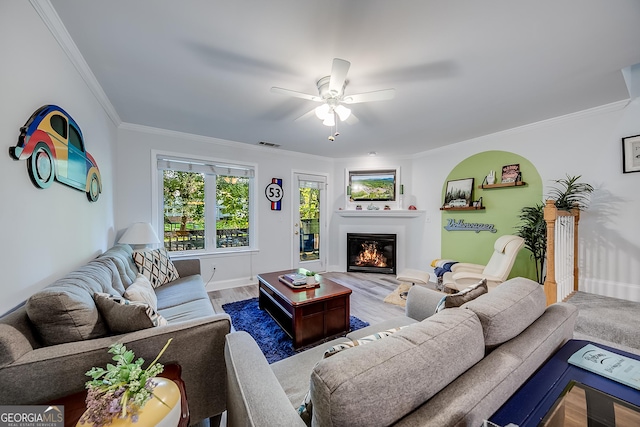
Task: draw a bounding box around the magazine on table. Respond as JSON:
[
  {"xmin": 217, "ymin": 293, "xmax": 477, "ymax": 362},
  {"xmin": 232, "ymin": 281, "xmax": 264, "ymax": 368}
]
[
  {"xmin": 283, "ymin": 273, "xmax": 307, "ymax": 285},
  {"xmin": 568, "ymin": 343, "xmax": 640, "ymax": 390}
]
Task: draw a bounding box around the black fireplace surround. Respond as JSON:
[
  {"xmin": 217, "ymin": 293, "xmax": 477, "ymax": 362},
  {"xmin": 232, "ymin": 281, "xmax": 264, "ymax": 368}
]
[{"xmin": 347, "ymin": 233, "xmax": 396, "ymax": 274}]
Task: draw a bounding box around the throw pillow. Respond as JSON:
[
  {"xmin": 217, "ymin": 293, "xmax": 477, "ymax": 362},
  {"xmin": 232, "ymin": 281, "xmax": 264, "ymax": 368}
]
[
  {"xmin": 298, "ymin": 325, "xmax": 409, "ymax": 421},
  {"xmin": 93, "ymin": 292, "xmax": 168, "ymax": 334},
  {"xmin": 435, "ymin": 278, "xmax": 488, "ymax": 313},
  {"xmin": 132, "ymin": 248, "xmax": 180, "ymax": 288},
  {"xmin": 124, "ymin": 273, "xmax": 158, "ymax": 311}
]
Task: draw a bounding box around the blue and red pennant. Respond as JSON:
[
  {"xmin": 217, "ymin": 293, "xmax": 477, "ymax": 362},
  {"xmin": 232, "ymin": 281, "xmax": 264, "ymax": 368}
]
[{"xmin": 265, "ymin": 178, "xmax": 283, "ymax": 210}]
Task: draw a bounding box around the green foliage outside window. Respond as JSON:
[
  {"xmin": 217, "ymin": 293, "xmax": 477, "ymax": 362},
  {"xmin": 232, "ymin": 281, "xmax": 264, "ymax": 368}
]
[
  {"xmin": 299, "ymin": 187, "xmax": 319, "ymax": 220},
  {"xmin": 163, "ymin": 171, "xmax": 250, "ymax": 250},
  {"xmin": 163, "ymin": 170, "xmax": 204, "ymax": 231},
  {"xmin": 216, "ymin": 176, "xmax": 249, "ymax": 230}
]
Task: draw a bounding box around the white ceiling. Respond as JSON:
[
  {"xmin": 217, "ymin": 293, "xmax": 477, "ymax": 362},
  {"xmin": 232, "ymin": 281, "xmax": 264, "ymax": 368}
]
[{"xmin": 49, "ymin": 0, "xmax": 640, "ymax": 158}]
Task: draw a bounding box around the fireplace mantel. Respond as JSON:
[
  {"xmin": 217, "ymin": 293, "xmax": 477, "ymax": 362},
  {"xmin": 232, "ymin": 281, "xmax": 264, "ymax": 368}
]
[{"xmin": 335, "ymin": 210, "xmax": 424, "ymax": 218}]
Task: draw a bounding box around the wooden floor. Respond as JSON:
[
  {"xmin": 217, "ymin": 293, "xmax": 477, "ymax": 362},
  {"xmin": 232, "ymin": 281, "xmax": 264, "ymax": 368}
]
[{"xmin": 208, "ymin": 271, "xmax": 437, "ymax": 325}]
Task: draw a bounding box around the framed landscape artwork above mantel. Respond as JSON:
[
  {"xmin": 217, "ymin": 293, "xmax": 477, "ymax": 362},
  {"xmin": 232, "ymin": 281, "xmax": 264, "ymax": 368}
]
[{"xmin": 345, "ymin": 167, "xmax": 401, "ymax": 210}]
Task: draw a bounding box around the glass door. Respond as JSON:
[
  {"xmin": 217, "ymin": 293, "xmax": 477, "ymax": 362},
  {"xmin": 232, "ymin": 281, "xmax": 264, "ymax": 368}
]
[{"xmin": 293, "ymin": 173, "xmax": 327, "ymax": 272}]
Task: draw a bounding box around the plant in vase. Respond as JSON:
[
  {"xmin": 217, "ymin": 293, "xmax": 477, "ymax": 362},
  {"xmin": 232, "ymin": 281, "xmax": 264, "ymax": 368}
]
[
  {"xmin": 80, "ymin": 338, "xmax": 173, "ymax": 427},
  {"xmin": 305, "ymin": 270, "xmax": 316, "ymax": 284}
]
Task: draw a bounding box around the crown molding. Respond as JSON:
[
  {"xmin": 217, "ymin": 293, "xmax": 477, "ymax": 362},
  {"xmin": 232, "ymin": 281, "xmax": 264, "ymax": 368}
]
[
  {"xmin": 119, "ymin": 122, "xmax": 336, "ymax": 162},
  {"xmin": 414, "ymin": 99, "xmax": 629, "ymax": 158},
  {"xmin": 30, "ymin": 0, "xmax": 121, "ymax": 127}
]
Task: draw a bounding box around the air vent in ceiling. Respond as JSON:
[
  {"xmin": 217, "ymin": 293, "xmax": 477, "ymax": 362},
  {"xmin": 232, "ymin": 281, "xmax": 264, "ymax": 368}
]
[{"xmin": 258, "ymin": 141, "xmax": 280, "ymax": 148}]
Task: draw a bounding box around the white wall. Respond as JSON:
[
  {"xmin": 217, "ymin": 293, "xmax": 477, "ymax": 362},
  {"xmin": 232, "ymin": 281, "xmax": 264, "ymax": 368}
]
[
  {"xmin": 0, "ymin": 2, "xmax": 117, "ymax": 314},
  {"xmin": 115, "ymin": 125, "xmax": 335, "ymax": 289},
  {"xmin": 413, "ymin": 100, "xmax": 640, "ymax": 302}
]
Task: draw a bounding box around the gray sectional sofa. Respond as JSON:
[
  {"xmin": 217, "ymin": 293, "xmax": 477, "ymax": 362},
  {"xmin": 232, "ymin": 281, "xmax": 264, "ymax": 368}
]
[
  {"xmin": 0, "ymin": 244, "xmax": 231, "ymax": 425},
  {"xmin": 225, "ymin": 277, "xmax": 578, "ymax": 427}
]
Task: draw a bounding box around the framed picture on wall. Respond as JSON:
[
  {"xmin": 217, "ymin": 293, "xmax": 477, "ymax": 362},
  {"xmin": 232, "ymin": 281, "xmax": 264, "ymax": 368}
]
[
  {"xmin": 444, "ymin": 178, "xmax": 474, "ymax": 208},
  {"xmin": 622, "ymin": 135, "xmax": 640, "ymax": 173}
]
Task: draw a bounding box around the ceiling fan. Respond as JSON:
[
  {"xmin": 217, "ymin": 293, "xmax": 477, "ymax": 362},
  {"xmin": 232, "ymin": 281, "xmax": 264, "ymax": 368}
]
[{"xmin": 271, "ymin": 58, "xmax": 396, "ymax": 137}]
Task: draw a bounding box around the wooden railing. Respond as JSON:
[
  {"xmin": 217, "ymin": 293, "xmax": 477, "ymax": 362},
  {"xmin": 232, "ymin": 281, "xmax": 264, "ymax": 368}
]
[
  {"xmin": 164, "ymin": 228, "xmax": 248, "ymax": 251},
  {"xmin": 543, "ymin": 200, "xmax": 580, "ymax": 305}
]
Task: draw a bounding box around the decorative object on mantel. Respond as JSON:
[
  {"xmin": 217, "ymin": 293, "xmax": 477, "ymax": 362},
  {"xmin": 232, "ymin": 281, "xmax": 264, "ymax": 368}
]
[
  {"xmin": 408, "ymin": 205, "xmax": 417, "ymax": 210},
  {"xmin": 622, "ymin": 134, "xmax": 640, "ymax": 173},
  {"xmin": 79, "ymin": 339, "xmax": 179, "ymax": 427},
  {"xmin": 367, "ymin": 203, "xmax": 379, "ymax": 210},
  {"xmin": 9, "ymin": 104, "xmax": 102, "ymax": 202},
  {"xmin": 444, "ymin": 219, "xmax": 497, "ymax": 233},
  {"xmin": 486, "ymin": 170, "xmax": 496, "ymax": 185},
  {"xmin": 265, "ymin": 178, "xmax": 283, "ymax": 210},
  {"xmin": 356, "ymin": 204, "xmax": 362, "ymax": 210},
  {"xmin": 384, "ymin": 205, "xmax": 391, "ymax": 210}
]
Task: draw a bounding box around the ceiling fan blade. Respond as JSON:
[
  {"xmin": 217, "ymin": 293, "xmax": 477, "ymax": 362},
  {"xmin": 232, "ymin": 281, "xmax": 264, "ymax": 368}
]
[
  {"xmin": 344, "ymin": 112, "xmax": 359, "ymax": 125},
  {"xmin": 271, "ymin": 87, "xmax": 321, "ymax": 102},
  {"xmin": 342, "ymin": 89, "xmax": 396, "ymax": 104},
  {"xmin": 294, "ymin": 108, "xmax": 317, "ymax": 122},
  {"xmin": 329, "ymin": 58, "xmax": 350, "ymax": 95}
]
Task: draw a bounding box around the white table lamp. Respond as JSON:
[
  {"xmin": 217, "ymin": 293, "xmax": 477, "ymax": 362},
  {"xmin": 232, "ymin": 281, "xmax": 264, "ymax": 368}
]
[{"xmin": 119, "ymin": 222, "xmax": 161, "ymax": 249}]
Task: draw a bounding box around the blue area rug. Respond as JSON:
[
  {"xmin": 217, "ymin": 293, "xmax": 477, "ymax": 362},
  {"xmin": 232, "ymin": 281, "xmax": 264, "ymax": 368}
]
[{"xmin": 222, "ymin": 297, "xmax": 369, "ymax": 364}]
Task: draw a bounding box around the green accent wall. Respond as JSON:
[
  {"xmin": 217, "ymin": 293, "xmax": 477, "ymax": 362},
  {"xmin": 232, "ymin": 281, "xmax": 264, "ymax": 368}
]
[{"xmin": 441, "ymin": 151, "xmax": 542, "ymax": 281}]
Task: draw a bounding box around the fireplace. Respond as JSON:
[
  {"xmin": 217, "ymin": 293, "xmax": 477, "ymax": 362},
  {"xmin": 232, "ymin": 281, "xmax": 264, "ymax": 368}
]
[{"xmin": 347, "ymin": 233, "xmax": 396, "ymax": 274}]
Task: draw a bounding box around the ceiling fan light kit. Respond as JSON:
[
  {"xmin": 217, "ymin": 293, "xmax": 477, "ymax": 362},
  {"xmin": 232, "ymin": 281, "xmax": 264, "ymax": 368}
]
[{"xmin": 271, "ymin": 58, "xmax": 396, "ymax": 139}]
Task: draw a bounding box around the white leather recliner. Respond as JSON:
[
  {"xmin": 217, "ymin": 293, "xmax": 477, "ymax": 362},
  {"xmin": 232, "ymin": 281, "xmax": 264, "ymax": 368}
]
[{"xmin": 442, "ymin": 234, "xmax": 525, "ymax": 292}]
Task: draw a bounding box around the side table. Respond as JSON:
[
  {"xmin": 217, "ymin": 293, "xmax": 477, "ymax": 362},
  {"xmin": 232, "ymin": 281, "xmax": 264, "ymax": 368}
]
[{"xmin": 46, "ymin": 364, "xmax": 189, "ymax": 427}]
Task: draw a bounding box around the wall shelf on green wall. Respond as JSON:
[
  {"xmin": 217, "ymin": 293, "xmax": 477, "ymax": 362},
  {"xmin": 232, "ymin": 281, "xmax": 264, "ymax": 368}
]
[
  {"xmin": 478, "ymin": 181, "xmax": 527, "ymax": 189},
  {"xmin": 439, "ymin": 206, "xmax": 486, "ymax": 211}
]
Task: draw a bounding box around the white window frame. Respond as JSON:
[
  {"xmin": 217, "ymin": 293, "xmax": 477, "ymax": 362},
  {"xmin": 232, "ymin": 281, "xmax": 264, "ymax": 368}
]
[{"xmin": 151, "ymin": 150, "xmax": 258, "ymax": 256}]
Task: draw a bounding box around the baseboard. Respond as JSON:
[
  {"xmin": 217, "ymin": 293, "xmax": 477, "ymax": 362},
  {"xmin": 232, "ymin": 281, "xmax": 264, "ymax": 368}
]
[
  {"xmin": 580, "ymin": 277, "xmax": 640, "ymax": 303},
  {"xmin": 206, "ymin": 277, "xmax": 257, "ymax": 291}
]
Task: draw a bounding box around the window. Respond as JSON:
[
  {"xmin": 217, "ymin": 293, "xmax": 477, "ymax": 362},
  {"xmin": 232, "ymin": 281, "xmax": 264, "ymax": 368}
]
[
  {"xmin": 156, "ymin": 155, "xmax": 255, "ymax": 253},
  {"xmin": 69, "ymin": 125, "xmax": 84, "ymax": 151},
  {"xmin": 50, "ymin": 114, "xmax": 67, "ymax": 139}
]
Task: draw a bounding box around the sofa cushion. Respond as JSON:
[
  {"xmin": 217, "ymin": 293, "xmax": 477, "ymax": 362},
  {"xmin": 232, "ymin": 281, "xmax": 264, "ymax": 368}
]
[
  {"xmin": 133, "ymin": 248, "xmax": 180, "ymax": 288},
  {"xmin": 25, "ymin": 258, "xmax": 125, "ymax": 345},
  {"xmin": 463, "ymin": 277, "xmax": 546, "ymax": 349},
  {"xmin": 98, "ymin": 244, "xmax": 138, "ymax": 287},
  {"xmin": 124, "ymin": 274, "xmax": 157, "ymax": 311},
  {"xmin": 154, "ymin": 275, "xmax": 208, "ymax": 310},
  {"xmin": 310, "ymin": 308, "xmax": 485, "ymax": 427},
  {"xmin": 93, "ymin": 293, "xmax": 167, "ymax": 333},
  {"xmin": 298, "ymin": 325, "xmax": 410, "ymax": 421}
]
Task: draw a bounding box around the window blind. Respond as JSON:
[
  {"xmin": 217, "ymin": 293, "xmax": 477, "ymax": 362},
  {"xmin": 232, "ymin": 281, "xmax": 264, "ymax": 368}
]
[{"xmin": 157, "ymin": 156, "xmax": 255, "ymax": 178}]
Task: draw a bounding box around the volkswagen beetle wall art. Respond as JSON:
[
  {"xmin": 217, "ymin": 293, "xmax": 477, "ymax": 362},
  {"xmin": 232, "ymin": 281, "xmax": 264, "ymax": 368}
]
[{"xmin": 10, "ymin": 105, "xmax": 102, "ymax": 202}]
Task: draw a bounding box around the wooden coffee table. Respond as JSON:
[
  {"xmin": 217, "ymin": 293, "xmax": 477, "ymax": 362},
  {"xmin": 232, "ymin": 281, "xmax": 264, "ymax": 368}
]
[{"xmin": 257, "ymin": 270, "xmax": 352, "ymax": 349}]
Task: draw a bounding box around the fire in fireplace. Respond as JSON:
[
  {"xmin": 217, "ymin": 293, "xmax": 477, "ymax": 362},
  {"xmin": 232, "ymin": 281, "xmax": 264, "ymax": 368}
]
[{"xmin": 347, "ymin": 233, "xmax": 396, "ymax": 274}]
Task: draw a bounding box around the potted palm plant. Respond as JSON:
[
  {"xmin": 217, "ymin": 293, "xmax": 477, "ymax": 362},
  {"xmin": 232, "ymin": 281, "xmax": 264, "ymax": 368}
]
[{"xmin": 515, "ymin": 175, "xmax": 593, "ymax": 284}]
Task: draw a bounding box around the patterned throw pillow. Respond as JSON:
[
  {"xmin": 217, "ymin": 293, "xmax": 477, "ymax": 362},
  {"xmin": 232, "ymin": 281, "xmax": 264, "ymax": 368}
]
[
  {"xmin": 435, "ymin": 278, "xmax": 488, "ymax": 313},
  {"xmin": 297, "ymin": 325, "xmax": 410, "ymax": 421},
  {"xmin": 93, "ymin": 292, "xmax": 167, "ymax": 334},
  {"xmin": 124, "ymin": 273, "xmax": 158, "ymax": 311},
  {"xmin": 132, "ymin": 248, "xmax": 180, "ymax": 288}
]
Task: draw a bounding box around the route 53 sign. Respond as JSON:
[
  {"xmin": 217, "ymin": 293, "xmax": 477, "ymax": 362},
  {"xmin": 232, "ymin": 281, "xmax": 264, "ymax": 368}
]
[{"xmin": 265, "ymin": 178, "xmax": 283, "ymax": 210}]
